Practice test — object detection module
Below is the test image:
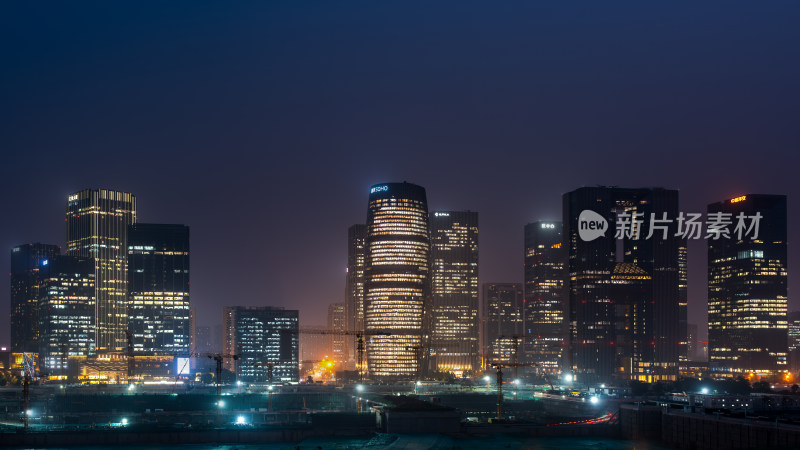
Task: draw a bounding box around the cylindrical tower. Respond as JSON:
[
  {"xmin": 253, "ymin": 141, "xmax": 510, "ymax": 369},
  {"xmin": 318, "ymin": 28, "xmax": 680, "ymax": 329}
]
[{"xmin": 364, "ymin": 182, "xmax": 430, "ymax": 379}]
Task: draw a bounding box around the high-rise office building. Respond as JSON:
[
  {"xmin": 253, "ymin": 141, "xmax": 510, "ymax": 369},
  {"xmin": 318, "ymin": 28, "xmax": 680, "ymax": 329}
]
[
  {"xmin": 610, "ymin": 262, "xmax": 653, "ymax": 381},
  {"xmin": 523, "ymin": 221, "xmax": 567, "ymax": 372},
  {"xmin": 429, "ymin": 210, "xmax": 479, "ymax": 377},
  {"xmin": 484, "ymin": 283, "xmax": 524, "ymax": 365},
  {"xmin": 789, "ymin": 313, "xmax": 800, "ymax": 353},
  {"xmin": 10, "ymin": 243, "xmax": 60, "ymax": 353},
  {"xmin": 328, "ymin": 302, "xmax": 346, "ymax": 362},
  {"xmin": 344, "ymin": 224, "xmax": 367, "ymax": 370},
  {"xmin": 223, "ymin": 306, "xmax": 299, "ymax": 382},
  {"xmin": 38, "ymin": 255, "xmax": 95, "ymax": 379},
  {"xmin": 788, "ymin": 312, "xmax": 800, "ymax": 372},
  {"xmin": 678, "ymin": 242, "xmax": 689, "ymax": 366},
  {"xmin": 563, "ymin": 187, "xmax": 682, "ymax": 383},
  {"xmin": 708, "ymin": 194, "xmax": 788, "ymax": 376},
  {"xmin": 190, "ymin": 306, "xmax": 197, "ymax": 355},
  {"xmin": 127, "ymin": 224, "xmax": 190, "ymax": 356},
  {"xmin": 364, "ymin": 182, "xmax": 431, "ymax": 379},
  {"xmin": 66, "ymin": 189, "xmax": 136, "ymax": 355}
]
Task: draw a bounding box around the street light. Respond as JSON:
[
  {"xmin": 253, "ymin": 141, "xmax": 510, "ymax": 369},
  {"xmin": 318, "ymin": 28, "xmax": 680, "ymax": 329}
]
[
  {"xmin": 563, "ymin": 373, "xmax": 573, "ymax": 383},
  {"xmin": 218, "ymin": 400, "xmax": 225, "ymax": 408},
  {"xmin": 356, "ymin": 384, "xmax": 364, "ymax": 393},
  {"xmin": 121, "ymin": 418, "xmax": 128, "ymax": 426},
  {"xmin": 590, "ymin": 396, "xmax": 599, "ymax": 405},
  {"xmin": 236, "ymin": 415, "xmax": 246, "ymax": 425},
  {"xmin": 701, "ymin": 387, "xmax": 709, "ymax": 395}
]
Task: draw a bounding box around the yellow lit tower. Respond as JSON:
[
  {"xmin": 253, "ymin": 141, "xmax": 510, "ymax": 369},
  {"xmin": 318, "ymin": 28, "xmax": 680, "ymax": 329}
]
[
  {"xmin": 429, "ymin": 211, "xmax": 479, "ymax": 377},
  {"xmin": 66, "ymin": 189, "xmax": 136, "ymax": 357},
  {"xmin": 364, "ymin": 182, "xmax": 431, "ymax": 379}
]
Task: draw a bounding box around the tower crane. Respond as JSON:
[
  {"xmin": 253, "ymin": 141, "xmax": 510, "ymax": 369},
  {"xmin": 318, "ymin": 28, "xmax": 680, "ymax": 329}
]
[
  {"xmin": 280, "ymin": 328, "xmax": 393, "ymax": 381},
  {"xmin": 490, "ymin": 360, "xmax": 544, "ymax": 421},
  {"xmin": 496, "ymin": 333, "xmax": 556, "ymax": 389}
]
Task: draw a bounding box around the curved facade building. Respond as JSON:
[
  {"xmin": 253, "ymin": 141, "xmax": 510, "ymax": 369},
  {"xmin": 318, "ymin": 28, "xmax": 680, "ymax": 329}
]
[{"xmin": 364, "ymin": 182, "xmax": 430, "ymax": 379}]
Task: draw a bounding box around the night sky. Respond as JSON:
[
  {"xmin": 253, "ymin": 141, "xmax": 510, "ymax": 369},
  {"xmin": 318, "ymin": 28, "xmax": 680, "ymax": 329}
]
[{"xmin": 2, "ymin": 1, "xmax": 799, "ymax": 346}]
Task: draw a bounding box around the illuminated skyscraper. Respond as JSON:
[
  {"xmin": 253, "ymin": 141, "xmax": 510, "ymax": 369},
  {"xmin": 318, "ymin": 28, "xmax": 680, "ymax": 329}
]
[
  {"xmin": 10, "ymin": 243, "xmax": 60, "ymax": 353},
  {"xmin": 563, "ymin": 187, "xmax": 681, "ymax": 383},
  {"xmin": 610, "ymin": 262, "xmax": 653, "ymax": 381},
  {"xmin": 788, "ymin": 312, "xmax": 800, "ymax": 372},
  {"xmin": 327, "ymin": 302, "xmax": 346, "ymax": 362},
  {"xmin": 66, "ymin": 189, "xmax": 136, "ymax": 355},
  {"xmin": 38, "ymin": 255, "xmax": 95, "ymax": 379},
  {"xmin": 344, "ymin": 224, "xmax": 367, "ymax": 369},
  {"xmin": 678, "ymin": 241, "xmax": 689, "ymax": 366},
  {"xmin": 127, "ymin": 224, "xmax": 190, "ymax": 356},
  {"xmin": 429, "ymin": 210, "xmax": 479, "ymax": 376},
  {"xmin": 708, "ymin": 194, "xmax": 788, "ymax": 376},
  {"xmin": 523, "ymin": 221, "xmax": 566, "ymax": 372},
  {"xmin": 364, "ymin": 182, "xmax": 431, "ymax": 379},
  {"xmin": 789, "ymin": 312, "xmax": 800, "ymax": 353},
  {"xmin": 223, "ymin": 306, "xmax": 299, "ymax": 382},
  {"xmin": 484, "ymin": 283, "xmax": 524, "ymax": 365}
]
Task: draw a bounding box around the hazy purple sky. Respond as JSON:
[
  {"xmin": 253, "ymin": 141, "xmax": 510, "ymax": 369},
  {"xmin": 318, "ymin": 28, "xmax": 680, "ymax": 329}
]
[{"xmin": 2, "ymin": 1, "xmax": 799, "ymax": 345}]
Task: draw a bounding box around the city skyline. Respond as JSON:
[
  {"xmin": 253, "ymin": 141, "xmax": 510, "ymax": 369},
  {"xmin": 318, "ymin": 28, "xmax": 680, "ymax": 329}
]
[
  {"xmin": 1, "ymin": 183, "xmax": 797, "ymax": 347},
  {"xmin": 2, "ymin": 2, "xmax": 800, "ymax": 347}
]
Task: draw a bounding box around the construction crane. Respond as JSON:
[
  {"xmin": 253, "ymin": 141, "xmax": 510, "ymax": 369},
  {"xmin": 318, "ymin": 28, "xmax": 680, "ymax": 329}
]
[
  {"xmin": 490, "ymin": 360, "xmax": 541, "ymax": 421},
  {"xmin": 176, "ymin": 351, "xmax": 240, "ymax": 424},
  {"xmin": 496, "ymin": 333, "xmax": 556, "ymax": 389},
  {"xmin": 281, "ymin": 328, "xmax": 393, "ymax": 381},
  {"xmin": 497, "ymin": 334, "xmax": 527, "ymax": 379},
  {"xmin": 125, "ymin": 330, "xmax": 135, "ymax": 382}
]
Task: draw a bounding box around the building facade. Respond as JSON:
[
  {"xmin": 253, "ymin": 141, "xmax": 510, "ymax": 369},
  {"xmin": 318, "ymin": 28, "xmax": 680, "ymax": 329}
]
[
  {"xmin": 708, "ymin": 194, "xmax": 788, "ymax": 377},
  {"xmin": 523, "ymin": 221, "xmax": 567, "ymax": 372},
  {"xmin": 484, "ymin": 283, "xmax": 524, "ymax": 365},
  {"xmin": 788, "ymin": 312, "xmax": 800, "ymax": 372},
  {"xmin": 610, "ymin": 262, "xmax": 653, "ymax": 381},
  {"xmin": 10, "ymin": 243, "xmax": 60, "ymax": 353},
  {"xmin": 223, "ymin": 306, "xmax": 299, "ymax": 383},
  {"xmin": 678, "ymin": 242, "xmax": 689, "ymax": 366},
  {"xmin": 66, "ymin": 189, "xmax": 136, "ymax": 355},
  {"xmin": 127, "ymin": 224, "xmax": 191, "ymax": 356},
  {"xmin": 364, "ymin": 182, "xmax": 431, "ymax": 379},
  {"xmin": 344, "ymin": 224, "xmax": 367, "ymax": 370},
  {"xmin": 429, "ymin": 210, "xmax": 479, "ymax": 377},
  {"xmin": 38, "ymin": 255, "xmax": 95, "ymax": 379},
  {"xmin": 327, "ymin": 302, "xmax": 346, "ymax": 363},
  {"xmin": 563, "ymin": 187, "xmax": 682, "ymax": 383}
]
